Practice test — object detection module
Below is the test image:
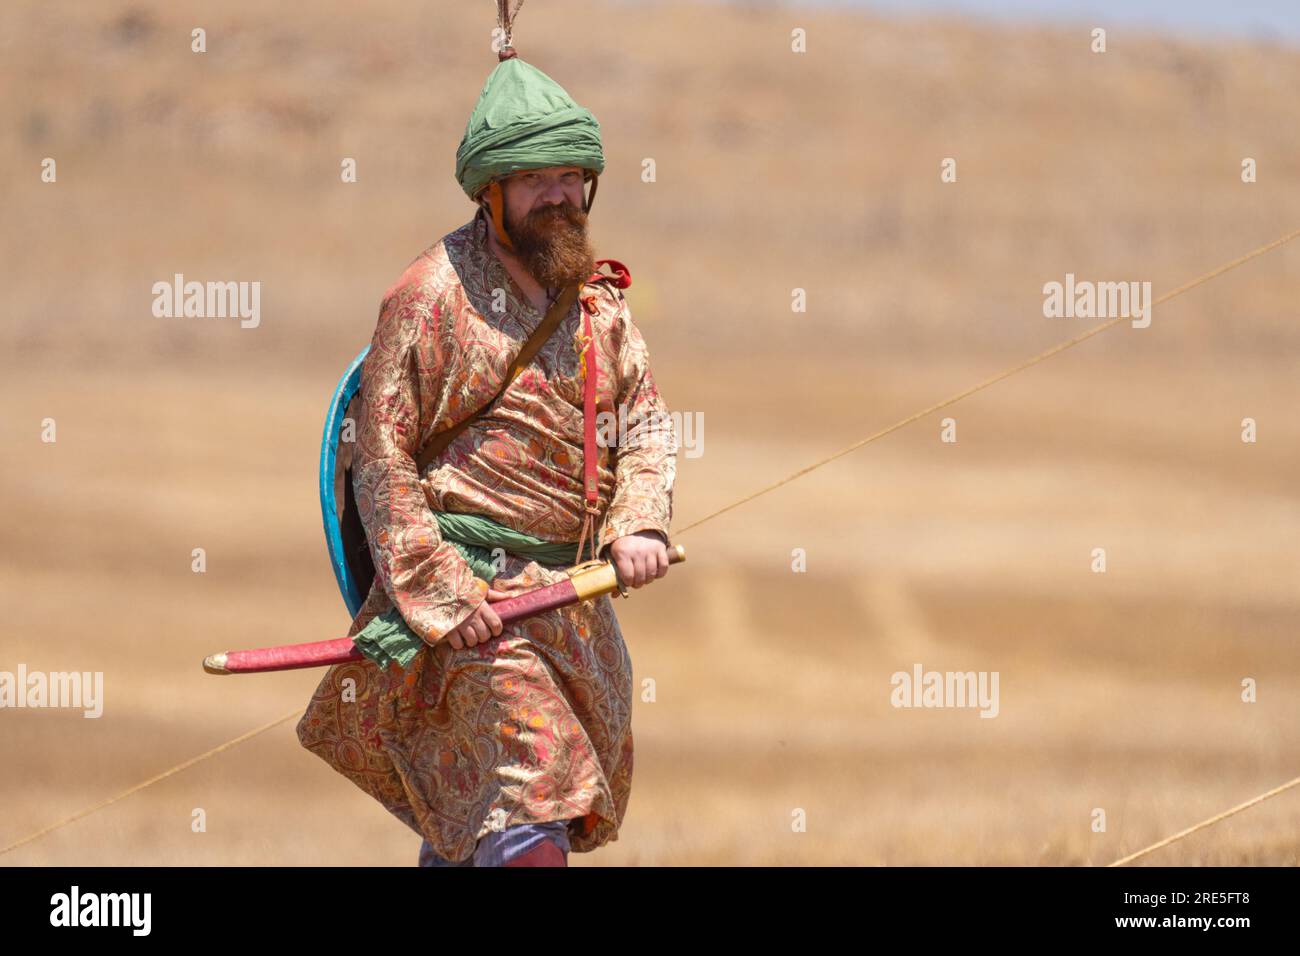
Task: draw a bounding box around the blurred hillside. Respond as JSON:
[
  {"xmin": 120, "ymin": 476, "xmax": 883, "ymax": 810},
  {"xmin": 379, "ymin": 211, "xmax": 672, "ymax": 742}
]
[{"xmin": 2, "ymin": 0, "xmax": 1299, "ymax": 374}]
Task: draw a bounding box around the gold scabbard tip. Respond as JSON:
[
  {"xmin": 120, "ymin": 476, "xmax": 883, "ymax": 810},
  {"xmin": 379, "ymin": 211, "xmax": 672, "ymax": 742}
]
[
  {"xmin": 203, "ymin": 653, "xmax": 230, "ymax": 675},
  {"xmin": 671, "ymin": 544, "xmax": 686, "ymax": 563}
]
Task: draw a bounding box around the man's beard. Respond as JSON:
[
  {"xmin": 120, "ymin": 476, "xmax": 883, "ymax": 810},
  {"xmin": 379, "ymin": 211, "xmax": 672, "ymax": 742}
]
[{"xmin": 506, "ymin": 202, "xmax": 596, "ymax": 289}]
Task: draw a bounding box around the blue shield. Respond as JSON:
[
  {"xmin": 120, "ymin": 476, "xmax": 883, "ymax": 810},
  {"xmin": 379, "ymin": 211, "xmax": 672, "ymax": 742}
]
[{"xmin": 319, "ymin": 345, "xmax": 373, "ymax": 617}]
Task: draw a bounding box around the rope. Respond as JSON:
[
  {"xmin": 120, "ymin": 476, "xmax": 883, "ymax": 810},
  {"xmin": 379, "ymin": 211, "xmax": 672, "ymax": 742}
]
[
  {"xmin": 497, "ymin": 0, "xmax": 525, "ymax": 48},
  {"xmin": 0, "ymin": 707, "xmax": 301, "ymax": 858},
  {"xmin": 674, "ymin": 225, "xmax": 1300, "ymax": 536},
  {"xmin": 1108, "ymin": 773, "xmax": 1300, "ymax": 866},
  {"xmin": 2, "ymin": 226, "xmax": 1297, "ymax": 860}
]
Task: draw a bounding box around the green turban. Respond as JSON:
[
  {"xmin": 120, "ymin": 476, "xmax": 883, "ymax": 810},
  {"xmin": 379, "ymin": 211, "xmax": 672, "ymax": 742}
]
[{"xmin": 455, "ymin": 57, "xmax": 605, "ymax": 202}]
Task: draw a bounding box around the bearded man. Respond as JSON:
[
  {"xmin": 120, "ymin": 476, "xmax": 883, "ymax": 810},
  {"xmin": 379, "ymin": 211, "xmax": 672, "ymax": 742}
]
[{"xmin": 295, "ymin": 51, "xmax": 677, "ymax": 867}]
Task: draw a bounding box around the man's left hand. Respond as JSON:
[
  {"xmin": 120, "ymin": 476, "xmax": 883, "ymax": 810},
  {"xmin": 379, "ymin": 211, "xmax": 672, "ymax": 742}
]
[{"xmin": 607, "ymin": 530, "xmax": 670, "ymax": 597}]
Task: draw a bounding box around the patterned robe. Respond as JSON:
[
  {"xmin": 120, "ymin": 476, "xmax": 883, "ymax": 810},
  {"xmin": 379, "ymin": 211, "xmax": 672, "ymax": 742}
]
[{"xmin": 296, "ymin": 210, "xmax": 676, "ymax": 862}]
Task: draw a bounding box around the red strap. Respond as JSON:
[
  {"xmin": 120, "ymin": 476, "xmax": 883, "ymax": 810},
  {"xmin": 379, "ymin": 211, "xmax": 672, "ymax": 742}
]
[
  {"xmin": 572, "ymin": 260, "xmax": 629, "ymax": 564},
  {"xmin": 574, "ymin": 299, "xmax": 600, "ymax": 564},
  {"xmin": 582, "ymin": 307, "xmax": 599, "ymax": 507}
]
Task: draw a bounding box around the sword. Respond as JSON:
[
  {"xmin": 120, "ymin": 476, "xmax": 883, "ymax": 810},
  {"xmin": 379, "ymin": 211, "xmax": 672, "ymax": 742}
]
[{"xmin": 202, "ymin": 544, "xmax": 685, "ymax": 675}]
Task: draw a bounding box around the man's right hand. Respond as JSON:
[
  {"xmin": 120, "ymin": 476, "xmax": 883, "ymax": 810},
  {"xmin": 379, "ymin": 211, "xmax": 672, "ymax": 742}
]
[{"xmin": 444, "ymin": 588, "xmax": 511, "ymax": 649}]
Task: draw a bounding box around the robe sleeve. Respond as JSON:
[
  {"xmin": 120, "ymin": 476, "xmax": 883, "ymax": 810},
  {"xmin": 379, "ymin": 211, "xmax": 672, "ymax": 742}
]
[
  {"xmin": 352, "ymin": 285, "xmax": 488, "ymax": 643},
  {"xmin": 597, "ymin": 300, "xmax": 677, "ymax": 557}
]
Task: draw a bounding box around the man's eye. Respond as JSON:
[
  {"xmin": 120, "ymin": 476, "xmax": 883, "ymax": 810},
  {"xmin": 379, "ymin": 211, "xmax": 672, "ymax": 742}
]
[
  {"xmin": 522, "ymin": 173, "xmax": 541, "ymax": 185},
  {"xmin": 562, "ymin": 172, "xmax": 582, "ymax": 184}
]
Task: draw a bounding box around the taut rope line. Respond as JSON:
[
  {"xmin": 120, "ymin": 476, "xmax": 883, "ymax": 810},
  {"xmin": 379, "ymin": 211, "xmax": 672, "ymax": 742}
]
[
  {"xmin": 674, "ymin": 225, "xmax": 1300, "ymax": 536},
  {"xmin": 2, "ymin": 226, "xmax": 1297, "ymax": 860},
  {"xmin": 1107, "ymin": 773, "xmax": 1300, "ymax": 866},
  {"xmin": 0, "ymin": 708, "xmax": 301, "ymax": 857}
]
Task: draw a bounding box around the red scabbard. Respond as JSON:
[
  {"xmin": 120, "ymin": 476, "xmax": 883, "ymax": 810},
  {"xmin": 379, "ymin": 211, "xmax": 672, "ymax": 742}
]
[{"xmin": 203, "ymin": 546, "xmax": 684, "ymax": 675}]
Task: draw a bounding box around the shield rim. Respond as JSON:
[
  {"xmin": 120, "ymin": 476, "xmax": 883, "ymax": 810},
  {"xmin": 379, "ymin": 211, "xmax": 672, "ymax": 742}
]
[{"xmin": 320, "ymin": 345, "xmax": 370, "ymax": 617}]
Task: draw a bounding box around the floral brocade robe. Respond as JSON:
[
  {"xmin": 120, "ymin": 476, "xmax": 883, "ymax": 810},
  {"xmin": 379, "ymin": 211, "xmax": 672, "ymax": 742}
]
[{"xmin": 296, "ymin": 211, "xmax": 676, "ymax": 862}]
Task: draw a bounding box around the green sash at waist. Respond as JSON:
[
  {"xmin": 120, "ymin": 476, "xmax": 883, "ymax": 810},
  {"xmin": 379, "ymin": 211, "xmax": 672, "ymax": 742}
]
[
  {"xmin": 352, "ymin": 512, "xmax": 595, "ymax": 671},
  {"xmin": 433, "ymin": 511, "xmax": 595, "ymax": 580}
]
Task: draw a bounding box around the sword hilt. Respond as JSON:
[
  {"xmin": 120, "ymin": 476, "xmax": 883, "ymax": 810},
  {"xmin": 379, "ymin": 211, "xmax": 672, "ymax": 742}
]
[{"xmin": 570, "ymin": 542, "xmax": 685, "ymax": 601}]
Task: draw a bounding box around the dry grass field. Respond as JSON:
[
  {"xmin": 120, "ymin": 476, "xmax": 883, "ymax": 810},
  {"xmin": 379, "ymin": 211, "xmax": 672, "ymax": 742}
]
[{"xmin": 1, "ymin": 1, "xmax": 1297, "ymax": 865}]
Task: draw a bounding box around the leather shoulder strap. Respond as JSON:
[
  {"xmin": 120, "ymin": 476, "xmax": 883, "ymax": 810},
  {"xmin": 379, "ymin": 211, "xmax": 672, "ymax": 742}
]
[{"xmin": 414, "ymin": 281, "xmax": 581, "ymax": 474}]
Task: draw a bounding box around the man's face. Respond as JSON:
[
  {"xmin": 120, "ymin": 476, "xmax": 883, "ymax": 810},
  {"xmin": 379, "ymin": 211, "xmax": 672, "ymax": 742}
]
[{"xmin": 497, "ymin": 165, "xmax": 596, "ymax": 289}]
